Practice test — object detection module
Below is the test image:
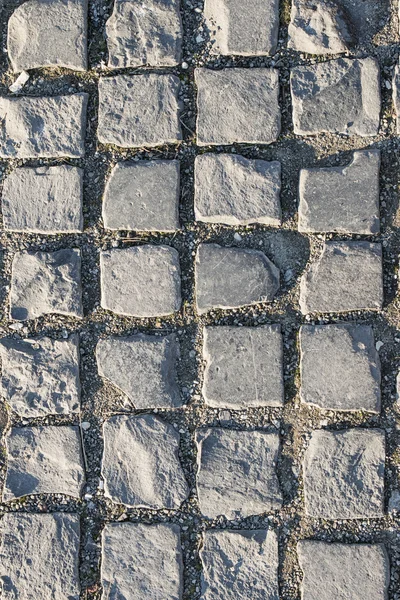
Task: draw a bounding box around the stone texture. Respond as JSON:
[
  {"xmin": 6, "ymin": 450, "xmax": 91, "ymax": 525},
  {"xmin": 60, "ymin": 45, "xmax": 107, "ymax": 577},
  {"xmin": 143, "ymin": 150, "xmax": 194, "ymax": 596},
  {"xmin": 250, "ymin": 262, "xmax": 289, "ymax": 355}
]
[
  {"xmin": 393, "ymin": 61, "xmax": 400, "ymax": 134},
  {"xmin": 10, "ymin": 248, "xmax": 83, "ymax": 321},
  {"xmin": 0, "ymin": 513, "xmax": 80, "ymax": 600},
  {"xmin": 298, "ymin": 150, "xmax": 380, "ymax": 234},
  {"xmin": 291, "ymin": 58, "xmax": 381, "ymax": 136},
  {"xmin": 194, "ymin": 154, "xmax": 281, "ymax": 226},
  {"xmin": 202, "ymin": 325, "xmax": 284, "ymax": 408},
  {"xmin": 98, "ymin": 74, "xmax": 182, "ymax": 148},
  {"xmin": 2, "ymin": 165, "xmax": 84, "ymax": 233},
  {"xmin": 300, "ymin": 324, "xmax": 381, "ymax": 413},
  {"xmin": 100, "ymin": 245, "xmax": 181, "ymax": 317},
  {"xmin": 299, "ymin": 241, "xmax": 383, "ymax": 314},
  {"xmin": 195, "ymin": 244, "xmax": 280, "ymax": 314},
  {"xmin": 103, "ymin": 160, "xmax": 180, "ymax": 231},
  {"xmin": 303, "ymin": 428, "xmax": 385, "ymax": 519},
  {"xmin": 102, "ymin": 414, "xmax": 188, "ymax": 508},
  {"xmin": 0, "ymin": 335, "xmax": 80, "ymax": 418},
  {"xmin": 0, "ymin": 94, "xmax": 88, "ymax": 158},
  {"xmin": 102, "ymin": 522, "xmax": 183, "ymax": 600},
  {"xmin": 195, "ymin": 68, "xmax": 280, "ymax": 145},
  {"xmin": 195, "ymin": 428, "xmax": 282, "ymax": 519},
  {"xmin": 8, "ymin": 0, "xmax": 87, "ymax": 72}
]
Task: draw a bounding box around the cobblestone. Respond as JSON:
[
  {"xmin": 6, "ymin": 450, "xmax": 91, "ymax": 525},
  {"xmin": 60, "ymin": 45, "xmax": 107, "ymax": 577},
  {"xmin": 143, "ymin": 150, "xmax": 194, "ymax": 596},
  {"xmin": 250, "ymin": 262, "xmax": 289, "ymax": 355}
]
[{"xmin": 393, "ymin": 60, "xmax": 400, "ymax": 134}]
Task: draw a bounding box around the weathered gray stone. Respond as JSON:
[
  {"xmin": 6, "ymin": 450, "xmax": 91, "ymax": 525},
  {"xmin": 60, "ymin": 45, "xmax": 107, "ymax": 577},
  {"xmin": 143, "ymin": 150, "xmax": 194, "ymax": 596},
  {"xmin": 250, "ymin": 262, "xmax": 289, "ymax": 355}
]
[
  {"xmin": 0, "ymin": 94, "xmax": 88, "ymax": 158},
  {"xmin": 8, "ymin": 0, "xmax": 87, "ymax": 72},
  {"xmin": 100, "ymin": 245, "xmax": 181, "ymax": 317},
  {"xmin": 196, "ymin": 68, "xmax": 280, "ymax": 146},
  {"xmin": 194, "ymin": 154, "xmax": 281, "ymax": 226},
  {"xmin": 2, "ymin": 165, "xmax": 84, "ymax": 233},
  {"xmin": 202, "ymin": 325, "xmax": 284, "ymax": 408},
  {"xmin": 299, "ymin": 241, "xmax": 383, "ymax": 314},
  {"xmin": 0, "ymin": 335, "xmax": 80, "ymax": 418},
  {"xmin": 98, "ymin": 74, "xmax": 182, "ymax": 148},
  {"xmin": 303, "ymin": 428, "xmax": 385, "ymax": 519},
  {"xmin": 298, "ymin": 150, "xmax": 380, "ymax": 234},
  {"xmin": 291, "ymin": 58, "xmax": 381, "ymax": 136},
  {"xmin": 0, "ymin": 513, "xmax": 80, "ymax": 600},
  {"xmin": 195, "ymin": 428, "xmax": 282, "ymax": 519},
  {"xmin": 102, "ymin": 522, "xmax": 183, "ymax": 600},
  {"xmin": 393, "ymin": 61, "xmax": 400, "ymax": 134},
  {"xmin": 102, "ymin": 414, "xmax": 188, "ymax": 509},
  {"xmin": 96, "ymin": 334, "xmax": 181, "ymax": 409},
  {"xmin": 10, "ymin": 249, "xmax": 83, "ymax": 321},
  {"xmin": 195, "ymin": 244, "xmax": 280, "ymax": 314},
  {"xmin": 103, "ymin": 160, "xmax": 180, "ymax": 231}
]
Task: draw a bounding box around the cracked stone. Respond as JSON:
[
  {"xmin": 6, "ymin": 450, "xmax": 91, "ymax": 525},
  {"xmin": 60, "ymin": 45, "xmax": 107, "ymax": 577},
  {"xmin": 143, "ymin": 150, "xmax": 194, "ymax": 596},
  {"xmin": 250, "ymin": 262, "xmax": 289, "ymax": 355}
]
[{"xmin": 393, "ymin": 61, "xmax": 400, "ymax": 134}]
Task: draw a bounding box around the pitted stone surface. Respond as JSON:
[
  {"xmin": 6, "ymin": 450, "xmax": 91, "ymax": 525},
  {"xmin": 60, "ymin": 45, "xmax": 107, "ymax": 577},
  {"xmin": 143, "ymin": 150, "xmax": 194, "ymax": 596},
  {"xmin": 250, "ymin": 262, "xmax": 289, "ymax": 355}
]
[
  {"xmin": 202, "ymin": 325, "xmax": 284, "ymax": 408},
  {"xmin": 299, "ymin": 241, "xmax": 383, "ymax": 314},
  {"xmin": 298, "ymin": 150, "xmax": 380, "ymax": 234},
  {"xmin": 2, "ymin": 165, "xmax": 84, "ymax": 233},
  {"xmin": 102, "ymin": 414, "xmax": 188, "ymax": 508},
  {"xmin": 98, "ymin": 74, "xmax": 182, "ymax": 148},
  {"xmin": 195, "ymin": 68, "xmax": 280, "ymax": 145},
  {"xmin": 195, "ymin": 428, "xmax": 282, "ymax": 519},
  {"xmin": 195, "ymin": 244, "xmax": 280, "ymax": 314},
  {"xmin": 0, "ymin": 513, "xmax": 80, "ymax": 600},
  {"xmin": 393, "ymin": 61, "xmax": 400, "ymax": 134},
  {"xmin": 103, "ymin": 160, "xmax": 180, "ymax": 231},
  {"xmin": 0, "ymin": 335, "xmax": 80, "ymax": 417},
  {"xmin": 194, "ymin": 154, "xmax": 281, "ymax": 226},
  {"xmin": 291, "ymin": 58, "xmax": 381, "ymax": 136},
  {"xmin": 96, "ymin": 334, "xmax": 181, "ymax": 409},
  {"xmin": 100, "ymin": 245, "xmax": 181, "ymax": 317},
  {"xmin": 10, "ymin": 248, "xmax": 83, "ymax": 321},
  {"xmin": 0, "ymin": 93, "xmax": 88, "ymax": 158},
  {"xmin": 303, "ymin": 428, "xmax": 385, "ymax": 519}
]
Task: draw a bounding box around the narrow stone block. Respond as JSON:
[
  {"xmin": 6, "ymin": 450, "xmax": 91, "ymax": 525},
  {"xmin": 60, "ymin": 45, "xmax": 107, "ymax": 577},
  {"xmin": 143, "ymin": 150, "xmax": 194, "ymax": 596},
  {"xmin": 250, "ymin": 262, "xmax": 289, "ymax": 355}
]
[{"xmin": 393, "ymin": 60, "xmax": 400, "ymax": 134}]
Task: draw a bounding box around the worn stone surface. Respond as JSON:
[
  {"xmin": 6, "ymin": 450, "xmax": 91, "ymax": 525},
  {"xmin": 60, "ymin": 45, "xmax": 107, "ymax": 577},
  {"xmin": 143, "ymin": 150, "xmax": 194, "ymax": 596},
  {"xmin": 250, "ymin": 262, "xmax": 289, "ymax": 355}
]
[
  {"xmin": 10, "ymin": 249, "xmax": 83, "ymax": 321},
  {"xmin": 103, "ymin": 160, "xmax": 180, "ymax": 231},
  {"xmin": 2, "ymin": 165, "xmax": 84, "ymax": 233},
  {"xmin": 195, "ymin": 428, "xmax": 282, "ymax": 519},
  {"xmin": 393, "ymin": 61, "xmax": 400, "ymax": 134},
  {"xmin": 0, "ymin": 335, "xmax": 80, "ymax": 418},
  {"xmin": 96, "ymin": 334, "xmax": 181, "ymax": 409},
  {"xmin": 299, "ymin": 241, "xmax": 383, "ymax": 314},
  {"xmin": 102, "ymin": 414, "xmax": 188, "ymax": 508},
  {"xmin": 0, "ymin": 513, "xmax": 80, "ymax": 600},
  {"xmin": 303, "ymin": 428, "xmax": 385, "ymax": 519},
  {"xmin": 98, "ymin": 74, "xmax": 182, "ymax": 148},
  {"xmin": 291, "ymin": 58, "xmax": 381, "ymax": 136},
  {"xmin": 194, "ymin": 154, "xmax": 281, "ymax": 226},
  {"xmin": 100, "ymin": 245, "xmax": 181, "ymax": 317},
  {"xmin": 0, "ymin": 94, "xmax": 88, "ymax": 158},
  {"xmin": 202, "ymin": 325, "xmax": 284, "ymax": 408},
  {"xmin": 195, "ymin": 68, "xmax": 280, "ymax": 145},
  {"xmin": 298, "ymin": 150, "xmax": 380, "ymax": 234}
]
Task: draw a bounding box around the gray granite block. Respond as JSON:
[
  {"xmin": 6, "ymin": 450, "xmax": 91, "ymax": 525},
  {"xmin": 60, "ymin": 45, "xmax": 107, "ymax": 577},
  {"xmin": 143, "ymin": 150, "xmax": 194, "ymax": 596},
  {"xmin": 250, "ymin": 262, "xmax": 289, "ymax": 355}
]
[{"xmin": 393, "ymin": 61, "xmax": 400, "ymax": 134}]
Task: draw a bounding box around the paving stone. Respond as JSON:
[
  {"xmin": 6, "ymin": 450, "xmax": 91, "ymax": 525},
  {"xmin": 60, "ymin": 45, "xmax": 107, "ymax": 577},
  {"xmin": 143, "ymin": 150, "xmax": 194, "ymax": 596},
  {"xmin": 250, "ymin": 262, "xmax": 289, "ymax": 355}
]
[
  {"xmin": 98, "ymin": 74, "xmax": 182, "ymax": 148},
  {"xmin": 291, "ymin": 58, "xmax": 381, "ymax": 136},
  {"xmin": 393, "ymin": 61, "xmax": 400, "ymax": 134},
  {"xmin": 194, "ymin": 154, "xmax": 281, "ymax": 226},
  {"xmin": 10, "ymin": 248, "xmax": 83, "ymax": 321},
  {"xmin": 195, "ymin": 68, "xmax": 280, "ymax": 146},
  {"xmin": 8, "ymin": 0, "xmax": 87, "ymax": 72},
  {"xmin": 102, "ymin": 522, "xmax": 183, "ymax": 600},
  {"xmin": 0, "ymin": 94, "xmax": 88, "ymax": 158},
  {"xmin": 0, "ymin": 335, "xmax": 80, "ymax": 418},
  {"xmin": 103, "ymin": 160, "xmax": 180, "ymax": 231},
  {"xmin": 195, "ymin": 428, "xmax": 282, "ymax": 519},
  {"xmin": 0, "ymin": 513, "xmax": 80, "ymax": 600},
  {"xmin": 100, "ymin": 245, "xmax": 181, "ymax": 317},
  {"xmin": 102, "ymin": 414, "xmax": 188, "ymax": 508},
  {"xmin": 96, "ymin": 334, "xmax": 181, "ymax": 409},
  {"xmin": 4, "ymin": 425, "xmax": 85, "ymax": 501},
  {"xmin": 298, "ymin": 150, "xmax": 380, "ymax": 234},
  {"xmin": 2, "ymin": 165, "xmax": 84, "ymax": 233},
  {"xmin": 303, "ymin": 428, "xmax": 385, "ymax": 519},
  {"xmin": 202, "ymin": 325, "xmax": 284, "ymax": 408},
  {"xmin": 299, "ymin": 241, "xmax": 383, "ymax": 314}
]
